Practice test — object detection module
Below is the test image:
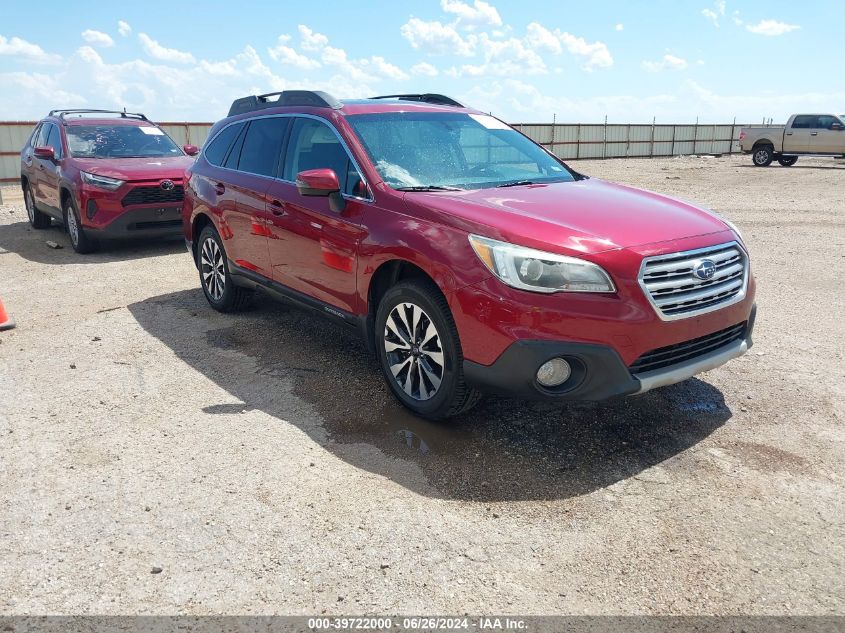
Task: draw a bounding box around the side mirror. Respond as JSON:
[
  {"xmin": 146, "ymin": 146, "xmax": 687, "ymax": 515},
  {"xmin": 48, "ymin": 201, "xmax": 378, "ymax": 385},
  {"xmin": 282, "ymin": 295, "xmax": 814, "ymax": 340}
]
[
  {"xmin": 34, "ymin": 146, "xmax": 55, "ymax": 160},
  {"xmin": 296, "ymin": 168, "xmax": 346, "ymax": 212},
  {"xmin": 831, "ymin": 123, "xmax": 843, "ymax": 131},
  {"xmin": 183, "ymin": 144, "xmax": 199, "ymax": 156},
  {"xmin": 296, "ymin": 168, "xmax": 340, "ymax": 196}
]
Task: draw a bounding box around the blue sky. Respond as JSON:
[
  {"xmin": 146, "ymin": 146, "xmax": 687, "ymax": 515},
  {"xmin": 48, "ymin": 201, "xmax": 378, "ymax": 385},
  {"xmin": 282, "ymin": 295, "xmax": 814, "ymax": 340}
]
[{"xmin": 0, "ymin": 0, "xmax": 839, "ymax": 123}]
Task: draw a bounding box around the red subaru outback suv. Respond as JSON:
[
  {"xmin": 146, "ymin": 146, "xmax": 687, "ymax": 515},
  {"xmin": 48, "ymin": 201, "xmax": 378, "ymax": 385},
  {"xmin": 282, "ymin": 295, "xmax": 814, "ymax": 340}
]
[
  {"xmin": 183, "ymin": 91, "xmax": 756, "ymax": 419},
  {"xmin": 21, "ymin": 109, "xmax": 197, "ymax": 253}
]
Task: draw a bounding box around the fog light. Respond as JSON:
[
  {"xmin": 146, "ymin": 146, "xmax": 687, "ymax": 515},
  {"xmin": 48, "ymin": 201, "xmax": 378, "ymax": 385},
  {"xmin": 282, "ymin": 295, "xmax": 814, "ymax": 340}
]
[{"xmin": 536, "ymin": 357, "xmax": 571, "ymax": 387}]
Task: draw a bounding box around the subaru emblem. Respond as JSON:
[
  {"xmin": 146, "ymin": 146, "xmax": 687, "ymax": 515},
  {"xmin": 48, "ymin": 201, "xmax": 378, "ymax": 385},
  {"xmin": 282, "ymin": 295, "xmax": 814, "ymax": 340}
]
[{"xmin": 692, "ymin": 259, "xmax": 717, "ymax": 280}]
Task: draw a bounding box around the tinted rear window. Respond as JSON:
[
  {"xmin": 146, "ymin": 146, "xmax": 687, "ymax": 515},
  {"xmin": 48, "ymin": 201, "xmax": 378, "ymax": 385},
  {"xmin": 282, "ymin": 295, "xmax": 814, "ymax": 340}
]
[{"xmin": 204, "ymin": 123, "xmax": 244, "ymax": 166}]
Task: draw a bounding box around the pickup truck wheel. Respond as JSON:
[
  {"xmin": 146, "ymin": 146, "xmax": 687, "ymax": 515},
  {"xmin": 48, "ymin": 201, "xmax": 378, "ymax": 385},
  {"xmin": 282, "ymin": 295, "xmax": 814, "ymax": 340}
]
[
  {"xmin": 24, "ymin": 184, "xmax": 51, "ymax": 229},
  {"xmin": 752, "ymin": 145, "xmax": 774, "ymax": 167},
  {"xmin": 778, "ymin": 156, "xmax": 798, "ymax": 167},
  {"xmin": 375, "ymin": 280, "xmax": 481, "ymax": 420},
  {"xmin": 64, "ymin": 198, "xmax": 98, "ymax": 254},
  {"xmin": 197, "ymin": 225, "xmax": 253, "ymax": 312}
]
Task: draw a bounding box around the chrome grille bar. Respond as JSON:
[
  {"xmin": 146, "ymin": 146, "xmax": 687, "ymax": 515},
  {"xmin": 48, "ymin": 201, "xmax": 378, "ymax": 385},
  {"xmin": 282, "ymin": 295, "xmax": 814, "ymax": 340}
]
[{"xmin": 638, "ymin": 241, "xmax": 749, "ymax": 320}]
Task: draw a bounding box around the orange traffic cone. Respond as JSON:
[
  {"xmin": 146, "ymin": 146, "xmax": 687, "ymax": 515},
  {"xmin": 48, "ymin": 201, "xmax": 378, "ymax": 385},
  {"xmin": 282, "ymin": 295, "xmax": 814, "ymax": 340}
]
[{"xmin": 0, "ymin": 298, "xmax": 15, "ymax": 331}]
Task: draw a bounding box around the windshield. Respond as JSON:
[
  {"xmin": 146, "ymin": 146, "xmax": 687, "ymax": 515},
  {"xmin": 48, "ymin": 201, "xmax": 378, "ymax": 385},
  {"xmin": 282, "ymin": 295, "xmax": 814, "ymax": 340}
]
[
  {"xmin": 66, "ymin": 125, "xmax": 183, "ymax": 158},
  {"xmin": 346, "ymin": 112, "xmax": 575, "ymax": 190}
]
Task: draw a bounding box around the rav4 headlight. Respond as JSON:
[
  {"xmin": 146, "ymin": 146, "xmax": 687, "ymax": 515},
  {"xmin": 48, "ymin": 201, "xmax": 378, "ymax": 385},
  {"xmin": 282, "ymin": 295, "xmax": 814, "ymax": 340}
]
[
  {"xmin": 468, "ymin": 235, "xmax": 615, "ymax": 293},
  {"xmin": 81, "ymin": 171, "xmax": 124, "ymax": 191}
]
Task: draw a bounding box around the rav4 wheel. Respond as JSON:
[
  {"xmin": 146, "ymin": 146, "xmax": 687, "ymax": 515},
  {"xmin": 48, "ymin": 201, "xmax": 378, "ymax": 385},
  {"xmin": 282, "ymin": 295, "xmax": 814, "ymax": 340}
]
[
  {"xmin": 64, "ymin": 197, "xmax": 98, "ymax": 254},
  {"xmin": 375, "ymin": 280, "xmax": 481, "ymax": 420},
  {"xmin": 197, "ymin": 225, "xmax": 253, "ymax": 312},
  {"xmin": 778, "ymin": 156, "xmax": 798, "ymax": 167},
  {"xmin": 24, "ymin": 184, "xmax": 50, "ymax": 229},
  {"xmin": 752, "ymin": 145, "xmax": 774, "ymax": 167}
]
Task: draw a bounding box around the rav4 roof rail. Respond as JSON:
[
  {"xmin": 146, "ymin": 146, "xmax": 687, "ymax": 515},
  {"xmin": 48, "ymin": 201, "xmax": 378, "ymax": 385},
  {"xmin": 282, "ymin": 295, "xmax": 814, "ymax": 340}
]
[
  {"xmin": 227, "ymin": 91, "xmax": 342, "ymax": 117},
  {"xmin": 370, "ymin": 94, "xmax": 465, "ymax": 108},
  {"xmin": 48, "ymin": 109, "xmax": 149, "ymax": 121}
]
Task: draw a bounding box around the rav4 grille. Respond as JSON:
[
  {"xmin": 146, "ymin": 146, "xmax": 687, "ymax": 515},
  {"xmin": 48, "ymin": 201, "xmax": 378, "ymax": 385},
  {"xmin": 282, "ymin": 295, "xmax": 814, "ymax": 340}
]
[
  {"xmin": 121, "ymin": 184, "xmax": 184, "ymax": 208},
  {"xmin": 638, "ymin": 242, "xmax": 748, "ymax": 320},
  {"xmin": 629, "ymin": 322, "xmax": 747, "ymax": 374}
]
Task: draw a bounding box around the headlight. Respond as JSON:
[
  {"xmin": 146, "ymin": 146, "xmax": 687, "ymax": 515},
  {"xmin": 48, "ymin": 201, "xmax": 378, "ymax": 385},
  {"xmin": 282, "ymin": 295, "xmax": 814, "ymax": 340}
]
[
  {"xmin": 468, "ymin": 235, "xmax": 615, "ymax": 293},
  {"xmin": 81, "ymin": 171, "xmax": 124, "ymax": 190}
]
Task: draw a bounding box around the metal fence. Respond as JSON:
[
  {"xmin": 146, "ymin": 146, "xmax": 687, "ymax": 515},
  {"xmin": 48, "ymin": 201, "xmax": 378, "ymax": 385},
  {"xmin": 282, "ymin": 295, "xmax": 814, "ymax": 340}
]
[{"xmin": 0, "ymin": 120, "xmax": 742, "ymax": 184}]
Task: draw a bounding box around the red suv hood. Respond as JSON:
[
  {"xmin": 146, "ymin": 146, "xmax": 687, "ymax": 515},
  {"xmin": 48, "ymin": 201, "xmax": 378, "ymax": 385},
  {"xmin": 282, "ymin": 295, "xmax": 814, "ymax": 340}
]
[
  {"xmin": 405, "ymin": 178, "xmax": 732, "ymax": 255},
  {"xmin": 74, "ymin": 156, "xmax": 194, "ymax": 182}
]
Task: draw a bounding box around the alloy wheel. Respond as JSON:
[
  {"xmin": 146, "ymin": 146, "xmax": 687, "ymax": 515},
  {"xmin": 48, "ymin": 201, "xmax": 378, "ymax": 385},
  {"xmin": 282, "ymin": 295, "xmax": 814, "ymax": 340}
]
[
  {"xmin": 66, "ymin": 207, "xmax": 79, "ymax": 246},
  {"xmin": 201, "ymin": 237, "xmax": 226, "ymax": 301},
  {"xmin": 754, "ymin": 149, "xmax": 768, "ymax": 165},
  {"xmin": 25, "ymin": 189, "xmax": 34, "ymax": 223},
  {"xmin": 383, "ymin": 302, "xmax": 444, "ymax": 401}
]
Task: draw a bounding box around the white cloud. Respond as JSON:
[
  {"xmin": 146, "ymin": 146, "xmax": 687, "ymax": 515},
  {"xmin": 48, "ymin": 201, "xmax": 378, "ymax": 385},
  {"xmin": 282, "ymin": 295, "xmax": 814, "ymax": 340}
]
[
  {"xmin": 440, "ymin": 0, "xmax": 502, "ymax": 29},
  {"xmin": 268, "ymin": 36, "xmax": 321, "ymax": 69},
  {"xmin": 117, "ymin": 21, "xmax": 131, "ymax": 37},
  {"xmin": 0, "ymin": 35, "xmax": 62, "ymax": 64},
  {"xmin": 524, "ymin": 23, "xmax": 613, "ymax": 70},
  {"xmin": 615, "ymin": 24, "xmax": 624, "ymax": 31},
  {"xmin": 701, "ymin": 0, "xmax": 726, "ymax": 26},
  {"xmin": 363, "ymin": 56, "xmax": 409, "ymax": 81},
  {"xmin": 81, "ymin": 29, "xmax": 114, "ymax": 48},
  {"xmin": 298, "ymin": 25, "xmax": 329, "ymax": 51},
  {"xmin": 731, "ymin": 11, "xmax": 743, "ymax": 26},
  {"xmin": 411, "ymin": 61, "xmax": 439, "ymax": 77},
  {"xmin": 746, "ymin": 20, "xmax": 800, "ymax": 36},
  {"xmin": 138, "ymin": 33, "xmax": 196, "ymax": 64},
  {"xmin": 642, "ymin": 54, "xmax": 688, "ymax": 72},
  {"xmin": 400, "ymin": 18, "xmax": 477, "ymax": 56}
]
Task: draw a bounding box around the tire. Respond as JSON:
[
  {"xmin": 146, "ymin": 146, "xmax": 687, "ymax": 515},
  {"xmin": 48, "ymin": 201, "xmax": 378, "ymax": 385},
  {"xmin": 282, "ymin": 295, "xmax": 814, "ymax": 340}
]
[
  {"xmin": 197, "ymin": 225, "xmax": 253, "ymax": 312},
  {"xmin": 375, "ymin": 280, "xmax": 481, "ymax": 420},
  {"xmin": 23, "ymin": 184, "xmax": 50, "ymax": 229},
  {"xmin": 64, "ymin": 197, "xmax": 98, "ymax": 254},
  {"xmin": 778, "ymin": 156, "xmax": 798, "ymax": 167},
  {"xmin": 752, "ymin": 145, "xmax": 774, "ymax": 167}
]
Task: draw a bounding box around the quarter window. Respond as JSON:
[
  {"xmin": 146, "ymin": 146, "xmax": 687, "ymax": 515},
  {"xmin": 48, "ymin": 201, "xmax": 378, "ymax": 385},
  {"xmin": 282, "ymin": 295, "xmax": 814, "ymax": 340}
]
[
  {"xmin": 237, "ymin": 118, "xmax": 289, "ymax": 177},
  {"xmin": 34, "ymin": 123, "xmax": 50, "ymax": 148},
  {"xmin": 204, "ymin": 122, "xmax": 244, "ymax": 167},
  {"xmin": 283, "ymin": 118, "xmax": 364, "ymax": 196}
]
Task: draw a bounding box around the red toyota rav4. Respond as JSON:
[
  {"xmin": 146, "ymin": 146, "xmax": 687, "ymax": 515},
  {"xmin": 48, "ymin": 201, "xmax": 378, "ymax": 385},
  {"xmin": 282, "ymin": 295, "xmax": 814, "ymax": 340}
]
[
  {"xmin": 183, "ymin": 91, "xmax": 756, "ymax": 419},
  {"xmin": 21, "ymin": 109, "xmax": 197, "ymax": 253}
]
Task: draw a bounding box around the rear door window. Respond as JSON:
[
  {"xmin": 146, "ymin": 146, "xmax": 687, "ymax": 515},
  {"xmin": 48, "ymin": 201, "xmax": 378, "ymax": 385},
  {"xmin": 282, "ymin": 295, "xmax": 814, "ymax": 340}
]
[
  {"xmin": 204, "ymin": 122, "xmax": 244, "ymax": 166},
  {"xmin": 236, "ymin": 117, "xmax": 289, "ymax": 177},
  {"xmin": 791, "ymin": 115, "xmax": 818, "ymax": 129}
]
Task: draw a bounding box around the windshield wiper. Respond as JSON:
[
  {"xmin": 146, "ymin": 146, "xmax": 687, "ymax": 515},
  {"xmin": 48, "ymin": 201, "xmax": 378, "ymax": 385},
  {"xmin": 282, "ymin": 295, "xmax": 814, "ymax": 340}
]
[
  {"xmin": 395, "ymin": 185, "xmax": 462, "ymax": 192},
  {"xmin": 496, "ymin": 180, "xmax": 538, "ymax": 188}
]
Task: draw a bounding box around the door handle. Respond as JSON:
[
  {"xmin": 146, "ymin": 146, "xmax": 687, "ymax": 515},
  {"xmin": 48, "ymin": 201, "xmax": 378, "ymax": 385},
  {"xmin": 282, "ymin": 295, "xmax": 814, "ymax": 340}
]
[
  {"xmin": 269, "ymin": 199, "xmax": 286, "ymax": 216},
  {"xmin": 214, "ymin": 182, "xmax": 225, "ymax": 195},
  {"xmin": 785, "ymin": 132, "xmax": 793, "ymax": 136},
  {"xmin": 810, "ymin": 132, "xmax": 818, "ymax": 136}
]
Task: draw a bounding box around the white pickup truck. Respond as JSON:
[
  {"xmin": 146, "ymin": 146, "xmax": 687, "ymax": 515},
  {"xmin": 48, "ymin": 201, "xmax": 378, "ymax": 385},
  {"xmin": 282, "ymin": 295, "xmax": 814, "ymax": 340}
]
[{"xmin": 739, "ymin": 114, "xmax": 845, "ymax": 166}]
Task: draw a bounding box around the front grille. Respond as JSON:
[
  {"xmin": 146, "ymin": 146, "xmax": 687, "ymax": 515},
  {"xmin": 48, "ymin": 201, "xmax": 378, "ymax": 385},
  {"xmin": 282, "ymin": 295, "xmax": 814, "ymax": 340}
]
[
  {"xmin": 630, "ymin": 322, "xmax": 746, "ymax": 373},
  {"xmin": 639, "ymin": 242, "xmax": 748, "ymax": 319},
  {"xmin": 121, "ymin": 184, "xmax": 184, "ymax": 207}
]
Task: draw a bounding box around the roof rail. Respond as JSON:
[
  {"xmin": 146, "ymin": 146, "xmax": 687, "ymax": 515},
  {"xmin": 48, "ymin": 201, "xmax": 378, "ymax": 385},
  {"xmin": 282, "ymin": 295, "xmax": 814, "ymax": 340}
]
[
  {"xmin": 227, "ymin": 91, "xmax": 342, "ymax": 117},
  {"xmin": 370, "ymin": 94, "xmax": 465, "ymax": 108},
  {"xmin": 48, "ymin": 109, "xmax": 149, "ymax": 121}
]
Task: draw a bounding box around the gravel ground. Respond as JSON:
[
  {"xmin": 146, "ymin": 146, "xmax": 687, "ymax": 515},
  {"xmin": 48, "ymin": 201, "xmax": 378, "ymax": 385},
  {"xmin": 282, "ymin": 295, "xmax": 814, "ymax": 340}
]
[{"xmin": 0, "ymin": 155, "xmax": 843, "ymax": 615}]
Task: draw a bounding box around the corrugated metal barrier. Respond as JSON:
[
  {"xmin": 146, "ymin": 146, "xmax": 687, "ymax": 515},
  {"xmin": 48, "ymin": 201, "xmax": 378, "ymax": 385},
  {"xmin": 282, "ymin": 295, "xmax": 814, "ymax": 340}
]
[{"xmin": 0, "ymin": 120, "xmax": 742, "ymax": 184}]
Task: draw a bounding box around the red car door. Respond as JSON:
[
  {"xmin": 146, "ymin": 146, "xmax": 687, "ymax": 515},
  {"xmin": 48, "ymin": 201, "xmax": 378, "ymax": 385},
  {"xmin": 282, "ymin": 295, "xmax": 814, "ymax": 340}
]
[{"xmin": 264, "ymin": 117, "xmax": 369, "ymax": 314}]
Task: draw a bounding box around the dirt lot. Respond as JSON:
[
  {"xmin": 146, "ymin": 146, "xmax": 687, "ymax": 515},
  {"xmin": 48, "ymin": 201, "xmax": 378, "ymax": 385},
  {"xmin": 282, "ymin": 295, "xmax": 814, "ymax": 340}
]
[{"xmin": 0, "ymin": 155, "xmax": 843, "ymax": 615}]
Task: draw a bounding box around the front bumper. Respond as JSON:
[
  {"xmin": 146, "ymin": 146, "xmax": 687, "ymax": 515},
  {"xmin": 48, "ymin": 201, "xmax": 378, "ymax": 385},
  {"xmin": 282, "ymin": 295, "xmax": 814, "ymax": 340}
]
[
  {"xmin": 464, "ymin": 305, "xmax": 756, "ymax": 400},
  {"xmin": 85, "ymin": 205, "xmax": 183, "ymax": 239}
]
